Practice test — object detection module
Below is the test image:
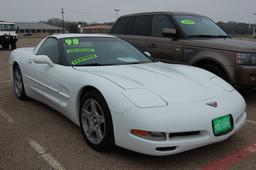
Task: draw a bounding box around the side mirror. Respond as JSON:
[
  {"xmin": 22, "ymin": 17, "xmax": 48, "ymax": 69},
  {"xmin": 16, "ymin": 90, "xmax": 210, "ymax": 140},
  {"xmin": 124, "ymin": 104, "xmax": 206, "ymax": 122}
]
[
  {"xmin": 144, "ymin": 52, "xmax": 151, "ymax": 57},
  {"xmin": 33, "ymin": 55, "xmax": 54, "ymax": 67},
  {"xmin": 162, "ymin": 28, "xmax": 177, "ymax": 37}
]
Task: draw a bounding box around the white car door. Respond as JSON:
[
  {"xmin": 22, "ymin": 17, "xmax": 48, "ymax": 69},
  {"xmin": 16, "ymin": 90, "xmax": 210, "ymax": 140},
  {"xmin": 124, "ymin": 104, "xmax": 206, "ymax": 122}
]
[{"xmin": 27, "ymin": 37, "xmax": 64, "ymax": 110}]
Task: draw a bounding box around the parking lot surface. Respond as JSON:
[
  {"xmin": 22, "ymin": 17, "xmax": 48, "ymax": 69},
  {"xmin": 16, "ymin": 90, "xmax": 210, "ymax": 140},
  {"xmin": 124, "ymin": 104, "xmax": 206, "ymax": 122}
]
[{"xmin": 0, "ymin": 38, "xmax": 256, "ymax": 170}]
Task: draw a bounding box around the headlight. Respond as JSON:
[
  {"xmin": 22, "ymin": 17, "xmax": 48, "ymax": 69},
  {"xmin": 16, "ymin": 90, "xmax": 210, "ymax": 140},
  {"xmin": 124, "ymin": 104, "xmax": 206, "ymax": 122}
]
[
  {"xmin": 236, "ymin": 53, "xmax": 256, "ymax": 65},
  {"xmin": 123, "ymin": 89, "xmax": 167, "ymax": 108}
]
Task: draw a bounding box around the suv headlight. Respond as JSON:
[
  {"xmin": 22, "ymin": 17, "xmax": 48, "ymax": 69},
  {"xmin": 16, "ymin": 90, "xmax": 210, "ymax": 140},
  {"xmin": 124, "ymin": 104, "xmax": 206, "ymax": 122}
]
[{"xmin": 236, "ymin": 53, "xmax": 256, "ymax": 65}]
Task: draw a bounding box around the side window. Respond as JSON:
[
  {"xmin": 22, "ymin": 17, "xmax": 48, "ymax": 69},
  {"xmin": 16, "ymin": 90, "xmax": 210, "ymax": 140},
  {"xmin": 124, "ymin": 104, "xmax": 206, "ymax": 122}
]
[
  {"xmin": 111, "ymin": 17, "xmax": 130, "ymax": 34},
  {"xmin": 133, "ymin": 15, "xmax": 152, "ymax": 36},
  {"xmin": 152, "ymin": 15, "xmax": 174, "ymax": 37},
  {"xmin": 37, "ymin": 38, "xmax": 59, "ymax": 64}
]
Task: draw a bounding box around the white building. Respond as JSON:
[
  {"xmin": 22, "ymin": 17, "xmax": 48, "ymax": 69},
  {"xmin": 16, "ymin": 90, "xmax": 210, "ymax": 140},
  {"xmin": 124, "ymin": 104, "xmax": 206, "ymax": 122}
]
[{"xmin": 15, "ymin": 22, "xmax": 63, "ymax": 36}]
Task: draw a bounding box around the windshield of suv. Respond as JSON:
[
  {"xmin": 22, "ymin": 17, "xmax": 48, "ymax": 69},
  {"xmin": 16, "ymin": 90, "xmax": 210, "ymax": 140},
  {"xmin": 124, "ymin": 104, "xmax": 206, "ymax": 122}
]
[
  {"xmin": 173, "ymin": 15, "xmax": 228, "ymax": 38},
  {"xmin": 0, "ymin": 24, "xmax": 16, "ymax": 31},
  {"xmin": 62, "ymin": 37, "xmax": 152, "ymax": 66}
]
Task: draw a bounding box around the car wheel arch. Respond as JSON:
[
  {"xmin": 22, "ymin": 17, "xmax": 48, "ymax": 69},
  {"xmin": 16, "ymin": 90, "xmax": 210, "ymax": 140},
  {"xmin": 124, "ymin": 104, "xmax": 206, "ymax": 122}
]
[
  {"xmin": 13, "ymin": 61, "xmax": 19, "ymax": 69},
  {"xmin": 78, "ymin": 86, "xmax": 115, "ymax": 151},
  {"xmin": 77, "ymin": 86, "xmax": 111, "ymax": 124},
  {"xmin": 12, "ymin": 62, "xmax": 20, "ymax": 81},
  {"xmin": 193, "ymin": 59, "xmax": 231, "ymax": 83}
]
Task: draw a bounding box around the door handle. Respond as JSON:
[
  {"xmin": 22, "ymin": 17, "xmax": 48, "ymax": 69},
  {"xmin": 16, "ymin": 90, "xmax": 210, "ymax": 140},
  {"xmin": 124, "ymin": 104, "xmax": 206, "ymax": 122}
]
[
  {"xmin": 28, "ymin": 59, "xmax": 32, "ymax": 64},
  {"xmin": 150, "ymin": 43, "xmax": 157, "ymax": 48}
]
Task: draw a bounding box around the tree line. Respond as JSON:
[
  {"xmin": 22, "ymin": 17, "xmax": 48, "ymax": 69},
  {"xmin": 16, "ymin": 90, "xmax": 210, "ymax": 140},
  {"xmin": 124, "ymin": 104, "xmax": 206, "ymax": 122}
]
[
  {"xmin": 217, "ymin": 21, "xmax": 254, "ymax": 36},
  {"xmin": 40, "ymin": 18, "xmax": 113, "ymax": 33}
]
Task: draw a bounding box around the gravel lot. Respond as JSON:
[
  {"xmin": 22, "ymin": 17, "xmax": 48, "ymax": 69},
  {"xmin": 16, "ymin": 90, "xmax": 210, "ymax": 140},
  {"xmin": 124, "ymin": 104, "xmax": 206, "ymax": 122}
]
[{"xmin": 0, "ymin": 37, "xmax": 255, "ymax": 170}]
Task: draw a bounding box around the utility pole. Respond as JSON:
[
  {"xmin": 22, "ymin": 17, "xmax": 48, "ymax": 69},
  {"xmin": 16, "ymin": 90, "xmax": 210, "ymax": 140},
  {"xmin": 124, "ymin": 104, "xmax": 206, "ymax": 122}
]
[
  {"xmin": 61, "ymin": 8, "xmax": 65, "ymax": 34},
  {"xmin": 114, "ymin": 9, "xmax": 120, "ymax": 20}
]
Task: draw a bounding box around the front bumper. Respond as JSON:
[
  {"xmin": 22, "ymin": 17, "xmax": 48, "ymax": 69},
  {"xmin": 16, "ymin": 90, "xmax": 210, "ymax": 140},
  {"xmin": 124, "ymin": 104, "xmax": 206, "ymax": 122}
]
[
  {"xmin": 0, "ymin": 35, "xmax": 18, "ymax": 44},
  {"xmin": 112, "ymin": 90, "xmax": 246, "ymax": 156},
  {"xmin": 233, "ymin": 65, "xmax": 256, "ymax": 87}
]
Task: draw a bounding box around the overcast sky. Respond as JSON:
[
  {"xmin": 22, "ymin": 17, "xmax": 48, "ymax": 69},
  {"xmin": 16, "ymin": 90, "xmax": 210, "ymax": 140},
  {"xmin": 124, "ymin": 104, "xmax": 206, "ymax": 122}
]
[{"xmin": 0, "ymin": 0, "xmax": 255, "ymax": 23}]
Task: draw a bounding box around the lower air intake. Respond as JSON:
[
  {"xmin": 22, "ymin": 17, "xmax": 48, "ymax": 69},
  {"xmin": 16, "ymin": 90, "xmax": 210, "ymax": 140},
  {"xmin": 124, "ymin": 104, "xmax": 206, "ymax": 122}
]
[{"xmin": 156, "ymin": 146, "xmax": 177, "ymax": 152}]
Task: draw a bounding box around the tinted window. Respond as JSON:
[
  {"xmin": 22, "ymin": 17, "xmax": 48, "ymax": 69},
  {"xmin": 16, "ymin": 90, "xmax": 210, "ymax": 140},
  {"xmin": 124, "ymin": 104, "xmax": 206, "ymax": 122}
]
[
  {"xmin": 37, "ymin": 38, "xmax": 59, "ymax": 63},
  {"xmin": 152, "ymin": 15, "xmax": 174, "ymax": 37},
  {"xmin": 0, "ymin": 24, "xmax": 16, "ymax": 31},
  {"xmin": 61, "ymin": 37, "xmax": 152, "ymax": 66},
  {"xmin": 111, "ymin": 17, "xmax": 130, "ymax": 34},
  {"xmin": 173, "ymin": 15, "xmax": 227, "ymax": 37},
  {"xmin": 133, "ymin": 15, "xmax": 152, "ymax": 36}
]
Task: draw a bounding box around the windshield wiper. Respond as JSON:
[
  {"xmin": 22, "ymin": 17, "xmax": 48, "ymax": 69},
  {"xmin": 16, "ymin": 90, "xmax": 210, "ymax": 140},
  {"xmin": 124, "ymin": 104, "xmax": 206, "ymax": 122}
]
[
  {"xmin": 73, "ymin": 63, "xmax": 103, "ymax": 66},
  {"xmin": 126, "ymin": 61, "xmax": 153, "ymax": 65},
  {"xmin": 188, "ymin": 35, "xmax": 230, "ymax": 38},
  {"xmin": 216, "ymin": 35, "xmax": 230, "ymax": 38}
]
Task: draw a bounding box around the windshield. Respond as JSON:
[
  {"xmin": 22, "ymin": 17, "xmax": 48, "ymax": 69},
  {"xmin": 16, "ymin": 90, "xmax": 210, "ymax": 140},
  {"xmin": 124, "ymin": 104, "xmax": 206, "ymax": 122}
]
[
  {"xmin": 173, "ymin": 15, "xmax": 227, "ymax": 37},
  {"xmin": 0, "ymin": 24, "xmax": 16, "ymax": 31},
  {"xmin": 62, "ymin": 37, "xmax": 152, "ymax": 66}
]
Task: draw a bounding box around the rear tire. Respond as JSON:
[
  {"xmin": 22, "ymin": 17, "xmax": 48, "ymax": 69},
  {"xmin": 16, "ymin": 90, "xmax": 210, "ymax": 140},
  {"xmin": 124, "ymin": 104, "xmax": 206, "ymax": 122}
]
[
  {"xmin": 79, "ymin": 90, "xmax": 115, "ymax": 152},
  {"xmin": 11, "ymin": 43, "xmax": 16, "ymax": 50},
  {"xmin": 13, "ymin": 65, "xmax": 27, "ymax": 100},
  {"xmin": 198, "ymin": 63, "xmax": 228, "ymax": 81}
]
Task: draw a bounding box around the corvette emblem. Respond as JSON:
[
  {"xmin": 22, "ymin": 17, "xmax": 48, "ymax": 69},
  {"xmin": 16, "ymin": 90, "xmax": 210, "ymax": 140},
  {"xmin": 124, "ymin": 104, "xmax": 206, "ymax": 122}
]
[{"xmin": 206, "ymin": 102, "xmax": 218, "ymax": 108}]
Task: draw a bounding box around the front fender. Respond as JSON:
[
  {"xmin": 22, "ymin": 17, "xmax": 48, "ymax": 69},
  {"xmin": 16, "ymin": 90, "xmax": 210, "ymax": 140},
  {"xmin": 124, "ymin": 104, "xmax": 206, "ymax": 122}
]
[
  {"xmin": 58, "ymin": 69, "xmax": 135, "ymax": 126},
  {"xmin": 189, "ymin": 50, "xmax": 235, "ymax": 67}
]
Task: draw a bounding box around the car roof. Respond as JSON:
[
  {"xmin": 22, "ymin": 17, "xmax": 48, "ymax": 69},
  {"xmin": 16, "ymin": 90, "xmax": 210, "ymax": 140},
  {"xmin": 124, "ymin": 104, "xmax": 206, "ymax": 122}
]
[
  {"xmin": 0, "ymin": 22, "xmax": 15, "ymax": 25},
  {"xmin": 121, "ymin": 11, "xmax": 204, "ymax": 17},
  {"xmin": 51, "ymin": 34, "xmax": 116, "ymax": 39}
]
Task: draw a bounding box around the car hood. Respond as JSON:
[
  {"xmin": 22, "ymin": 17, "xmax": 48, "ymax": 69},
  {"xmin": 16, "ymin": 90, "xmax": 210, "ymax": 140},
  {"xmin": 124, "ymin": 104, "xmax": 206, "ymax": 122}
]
[
  {"xmin": 74, "ymin": 62, "xmax": 232, "ymax": 102},
  {"xmin": 184, "ymin": 38, "xmax": 256, "ymax": 52}
]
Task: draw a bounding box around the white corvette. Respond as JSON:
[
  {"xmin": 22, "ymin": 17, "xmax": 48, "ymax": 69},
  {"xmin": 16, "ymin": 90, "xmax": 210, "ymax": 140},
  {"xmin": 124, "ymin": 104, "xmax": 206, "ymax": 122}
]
[{"xmin": 9, "ymin": 34, "xmax": 246, "ymax": 156}]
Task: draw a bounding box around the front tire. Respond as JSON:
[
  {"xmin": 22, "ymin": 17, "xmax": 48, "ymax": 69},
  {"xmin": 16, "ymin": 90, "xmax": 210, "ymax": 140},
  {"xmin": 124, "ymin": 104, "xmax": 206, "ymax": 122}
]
[
  {"xmin": 79, "ymin": 90, "xmax": 114, "ymax": 152},
  {"xmin": 13, "ymin": 66, "xmax": 27, "ymax": 100},
  {"xmin": 2, "ymin": 44, "xmax": 9, "ymax": 50}
]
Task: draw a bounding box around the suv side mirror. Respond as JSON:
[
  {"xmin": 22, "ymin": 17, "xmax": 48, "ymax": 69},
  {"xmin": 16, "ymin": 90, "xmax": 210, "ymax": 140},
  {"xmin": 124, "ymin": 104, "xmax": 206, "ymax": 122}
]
[
  {"xmin": 33, "ymin": 55, "xmax": 54, "ymax": 67},
  {"xmin": 162, "ymin": 28, "xmax": 177, "ymax": 37}
]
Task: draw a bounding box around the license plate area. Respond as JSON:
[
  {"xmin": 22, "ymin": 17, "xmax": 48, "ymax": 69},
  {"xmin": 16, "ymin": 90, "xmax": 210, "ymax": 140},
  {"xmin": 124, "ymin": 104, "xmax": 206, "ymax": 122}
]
[{"xmin": 212, "ymin": 114, "xmax": 233, "ymax": 136}]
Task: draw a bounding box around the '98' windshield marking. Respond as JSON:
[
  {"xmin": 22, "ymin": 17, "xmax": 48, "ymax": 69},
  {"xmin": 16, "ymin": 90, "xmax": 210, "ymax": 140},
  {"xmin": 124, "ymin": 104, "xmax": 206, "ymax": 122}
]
[{"xmin": 65, "ymin": 38, "xmax": 80, "ymax": 46}]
